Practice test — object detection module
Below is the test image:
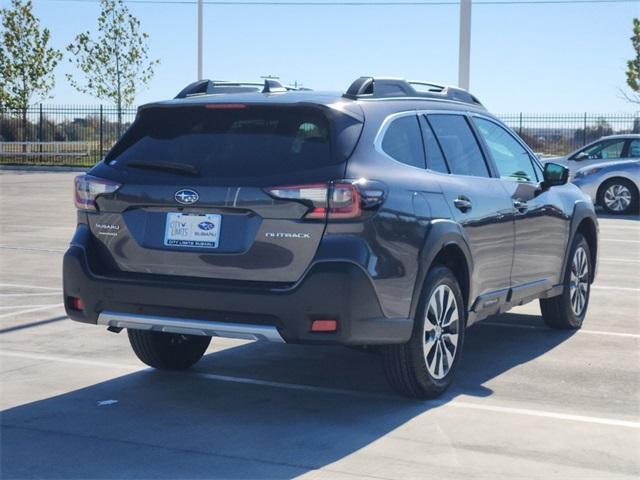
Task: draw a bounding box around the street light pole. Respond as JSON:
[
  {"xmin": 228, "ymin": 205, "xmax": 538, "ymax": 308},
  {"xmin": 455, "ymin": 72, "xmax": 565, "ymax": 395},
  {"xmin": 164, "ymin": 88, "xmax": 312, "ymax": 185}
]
[
  {"xmin": 458, "ymin": 0, "xmax": 471, "ymax": 90},
  {"xmin": 197, "ymin": 0, "xmax": 203, "ymax": 80}
]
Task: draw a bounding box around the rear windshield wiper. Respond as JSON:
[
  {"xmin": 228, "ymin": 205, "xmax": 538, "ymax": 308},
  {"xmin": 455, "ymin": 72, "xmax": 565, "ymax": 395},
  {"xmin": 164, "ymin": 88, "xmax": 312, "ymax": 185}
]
[{"xmin": 126, "ymin": 160, "xmax": 200, "ymax": 177}]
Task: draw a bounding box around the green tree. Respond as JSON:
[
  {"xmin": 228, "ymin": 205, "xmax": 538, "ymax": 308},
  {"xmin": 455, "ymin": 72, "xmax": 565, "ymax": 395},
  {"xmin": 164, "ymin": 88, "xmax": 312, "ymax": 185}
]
[
  {"xmin": 66, "ymin": 0, "xmax": 158, "ymax": 134},
  {"xmin": 0, "ymin": 0, "xmax": 62, "ymax": 141},
  {"xmin": 625, "ymin": 18, "xmax": 640, "ymax": 104}
]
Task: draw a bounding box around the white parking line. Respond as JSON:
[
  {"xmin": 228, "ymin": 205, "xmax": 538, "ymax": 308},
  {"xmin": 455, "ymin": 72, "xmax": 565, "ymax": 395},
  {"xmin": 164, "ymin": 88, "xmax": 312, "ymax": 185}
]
[
  {"xmin": 480, "ymin": 321, "xmax": 640, "ymax": 339},
  {"xmin": 0, "ymin": 245, "xmax": 65, "ymax": 253},
  {"xmin": 0, "ymin": 283, "xmax": 61, "ymax": 291},
  {"xmin": 600, "ymin": 238, "xmax": 640, "ymax": 243},
  {"xmin": 0, "ymin": 292, "xmax": 62, "ymax": 297},
  {"xmin": 0, "ymin": 303, "xmax": 64, "ymax": 319},
  {"xmin": 0, "ymin": 304, "xmax": 63, "ymax": 310},
  {"xmin": 593, "ymin": 285, "xmax": 640, "ymax": 292},
  {"xmin": 1, "ymin": 350, "xmax": 638, "ymax": 429},
  {"xmin": 447, "ymin": 402, "xmax": 640, "ymax": 429},
  {"xmin": 599, "ymin": 258, "xmax": 640, "ymax": 264}
]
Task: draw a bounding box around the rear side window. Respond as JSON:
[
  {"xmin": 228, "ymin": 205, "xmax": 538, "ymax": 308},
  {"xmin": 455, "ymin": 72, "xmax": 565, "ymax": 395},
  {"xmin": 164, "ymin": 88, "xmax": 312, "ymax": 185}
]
[
  {"xmin": 627, "ymin": 139, "xmax": 640, "ymax": 158},
  {"xmin": 106, "ymin": 106, "xmax": 355, "ymax": 178},
  {"xmin": 428, "ymin": 114, "xmax": 489, "ymax": 178},
  {"xmin": 421, "ymin": 117, "xmax": 449, "ymax": 173},
  {"xmin": 381, "ymin": 115, "xmax": 426, "ymax": 169}
]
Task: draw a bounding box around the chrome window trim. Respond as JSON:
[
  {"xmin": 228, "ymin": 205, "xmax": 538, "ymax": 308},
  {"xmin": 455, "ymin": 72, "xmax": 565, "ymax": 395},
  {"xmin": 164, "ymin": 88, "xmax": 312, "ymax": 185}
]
[{"xmin": 374, "ymin": 109, "xmax": 498, "ymax": 176}]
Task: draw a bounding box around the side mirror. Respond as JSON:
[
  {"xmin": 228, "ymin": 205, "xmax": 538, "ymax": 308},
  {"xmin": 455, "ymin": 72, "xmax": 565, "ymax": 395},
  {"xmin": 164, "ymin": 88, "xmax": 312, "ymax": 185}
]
[
  {"xmin": 542, "ymin": 162, "xmax": 569, "ymax": 189},
  {"xmin": 573, "ymin": 152, "xmax": 589, "ymax": 161}
]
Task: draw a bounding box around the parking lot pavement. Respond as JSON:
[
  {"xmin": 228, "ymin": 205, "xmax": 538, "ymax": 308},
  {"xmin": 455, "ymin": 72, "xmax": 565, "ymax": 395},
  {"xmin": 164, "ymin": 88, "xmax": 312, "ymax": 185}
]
[{"xmin": 1, "ymin": 171, "xmax": 639, "ymax": 479}]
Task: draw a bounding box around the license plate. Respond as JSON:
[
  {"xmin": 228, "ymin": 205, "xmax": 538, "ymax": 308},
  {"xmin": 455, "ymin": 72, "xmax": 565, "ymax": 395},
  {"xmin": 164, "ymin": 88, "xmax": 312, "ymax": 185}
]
[{"xmin": 164, "ymin": 213, "xmax": 221, "ymax": 249}]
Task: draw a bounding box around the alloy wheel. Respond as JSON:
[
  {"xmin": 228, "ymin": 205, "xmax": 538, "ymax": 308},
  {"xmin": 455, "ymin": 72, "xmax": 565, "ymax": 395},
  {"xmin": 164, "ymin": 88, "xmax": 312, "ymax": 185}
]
[
  {"xmin": 569, "ymin": 246, "xmax": 589, "ymax": 316},
  {"xmin": 423, "ymin": 284, "xmax": 460, "ymax": 380},
  {"xmin": 604, "ymin": 184, "xmax": 632, "ymax": 212}
]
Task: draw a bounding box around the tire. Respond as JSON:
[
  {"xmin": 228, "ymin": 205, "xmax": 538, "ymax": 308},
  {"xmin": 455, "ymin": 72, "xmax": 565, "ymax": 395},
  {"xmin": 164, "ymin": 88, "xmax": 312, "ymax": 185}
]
[
  {"xmin": 540, "ymin": 234, "xmax": 591, "ymax": 329},
  {"xmin": 598, "ymin": 178, "xmax": 638, "ymax": 215},
  {"xmin": 382, "ymin": 265, "xmax": 466, "ymax": 399},
  {"xmin": 127, "ymin": 329, "xmax": 211, "ymax": 370}
]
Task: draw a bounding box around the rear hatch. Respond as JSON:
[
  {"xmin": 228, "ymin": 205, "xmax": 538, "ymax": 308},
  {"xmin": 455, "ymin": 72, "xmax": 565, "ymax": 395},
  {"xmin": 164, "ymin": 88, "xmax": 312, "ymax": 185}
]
[{"xmin": 85, "ymin": 102, "xmax": 363, "ymax": 283}]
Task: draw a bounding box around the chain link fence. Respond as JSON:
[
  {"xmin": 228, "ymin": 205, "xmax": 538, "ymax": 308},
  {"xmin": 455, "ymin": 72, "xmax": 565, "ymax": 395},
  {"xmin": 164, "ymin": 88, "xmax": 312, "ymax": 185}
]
[{"xmin": 1, "ymin": 105, "xmax": 639, "ymax": 167}]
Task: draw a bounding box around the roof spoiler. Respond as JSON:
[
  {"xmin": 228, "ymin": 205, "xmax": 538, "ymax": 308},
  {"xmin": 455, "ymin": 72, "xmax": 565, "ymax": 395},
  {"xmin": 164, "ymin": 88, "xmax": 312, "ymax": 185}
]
[
  {"xmin": 343, "ymin": 76, "xmax": 483, "ymax": 107},
  {"xmin": 175, "ymin": 79, "xmax": 296, "ymax": 99}
]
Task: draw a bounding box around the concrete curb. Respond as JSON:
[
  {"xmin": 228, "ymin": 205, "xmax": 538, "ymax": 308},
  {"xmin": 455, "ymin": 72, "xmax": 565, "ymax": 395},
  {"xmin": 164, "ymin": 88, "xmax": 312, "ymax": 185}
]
[{"xmin": 0, "ymin": 165, "xmax": 89, "ymax": 173}]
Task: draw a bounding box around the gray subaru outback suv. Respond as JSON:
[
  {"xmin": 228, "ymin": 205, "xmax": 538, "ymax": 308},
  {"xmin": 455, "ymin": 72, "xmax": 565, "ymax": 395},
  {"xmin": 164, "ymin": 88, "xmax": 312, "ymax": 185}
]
[{"xmin": 63, "ymin": 77, "xmax": 598, "ymax": 398}]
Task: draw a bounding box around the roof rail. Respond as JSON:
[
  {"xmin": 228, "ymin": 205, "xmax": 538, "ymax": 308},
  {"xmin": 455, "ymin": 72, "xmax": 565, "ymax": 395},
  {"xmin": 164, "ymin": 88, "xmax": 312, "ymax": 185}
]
[
  {"xmin": 174, "ymin": 79, "xmax": 294, "ymax": 99},
  {"xmin": 343, "ymin": 76, "xmax": 483, "ymax": 107}
]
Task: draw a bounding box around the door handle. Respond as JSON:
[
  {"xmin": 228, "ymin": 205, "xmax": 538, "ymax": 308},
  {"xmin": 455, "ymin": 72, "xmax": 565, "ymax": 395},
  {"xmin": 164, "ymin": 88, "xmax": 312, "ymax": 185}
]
[
  {"xmin": 454, "ymin": 197, "xmax": 472, "ymax": 213},
  {"xmin": 513, "ymin": 199, "xmax": 528, "ymax": 212}
]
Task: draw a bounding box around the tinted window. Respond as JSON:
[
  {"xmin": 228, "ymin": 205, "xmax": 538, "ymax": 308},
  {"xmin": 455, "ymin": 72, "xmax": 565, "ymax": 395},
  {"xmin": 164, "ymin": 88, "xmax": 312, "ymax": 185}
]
[
  {"xmin": 627, "ymin": 139, "xmax": 640, "ymax": 158},
  {"xmin": 106, "ymin": 106, "xmax": 345, "ymax": 178},
  {"xmin": 428, "ymin": 114, "xmax": 489, "ymax": 177},
  {"xmin": 473, "ymin": 117, "xmax": 537, "ymax": 182},
  {"xmin": 381, "ymin": 115, "xmax": 425, "ymax": 169},
  {"xmin": 573, "ymin": 139, "xmax": 625, "ymax": 161},
  {"xmin": 421, "ymin": 117, "xmax": 449, "ymax": 173}
]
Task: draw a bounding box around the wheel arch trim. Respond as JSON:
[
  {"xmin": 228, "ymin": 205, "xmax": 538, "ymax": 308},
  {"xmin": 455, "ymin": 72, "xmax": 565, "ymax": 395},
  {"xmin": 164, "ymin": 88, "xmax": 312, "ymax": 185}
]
[{"xmin": 411, "ymin": 220, "xmax": 474, "ymax": 321}]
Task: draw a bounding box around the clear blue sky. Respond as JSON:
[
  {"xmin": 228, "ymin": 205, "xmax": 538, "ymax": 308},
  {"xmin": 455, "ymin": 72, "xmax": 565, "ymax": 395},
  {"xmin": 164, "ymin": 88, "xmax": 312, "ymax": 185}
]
[{"xmin": 7, "ymin": 0, "xmax": 640, "ymax": 112}]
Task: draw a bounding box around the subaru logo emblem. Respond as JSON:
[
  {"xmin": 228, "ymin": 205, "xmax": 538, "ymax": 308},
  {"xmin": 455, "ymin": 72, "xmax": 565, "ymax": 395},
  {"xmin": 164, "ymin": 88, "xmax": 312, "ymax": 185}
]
[
  {"xmin": 198, "ymin": 221, "xmax": 214, "ymax": 231},
  {"xmin": 174, "ymin": 189, "xmax": 199, "ymax": 205}
]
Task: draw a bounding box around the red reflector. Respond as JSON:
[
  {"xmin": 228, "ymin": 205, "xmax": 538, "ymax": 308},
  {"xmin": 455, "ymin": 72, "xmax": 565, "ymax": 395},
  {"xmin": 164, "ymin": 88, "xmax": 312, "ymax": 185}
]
[
  {"xmin": 205, "ymin": 103, "xmax": 247, "ymax": 109},
  {"xmin": 311, "ymin": 319, "xmax": 338, "ymax": 332},
  {"xmin": 70, "ymin": 297, "xmax": 84, "ymax": 311}
]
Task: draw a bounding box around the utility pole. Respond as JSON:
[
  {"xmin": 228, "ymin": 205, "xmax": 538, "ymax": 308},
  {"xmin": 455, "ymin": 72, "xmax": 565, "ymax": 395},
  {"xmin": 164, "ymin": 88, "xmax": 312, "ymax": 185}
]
[
  {"xmin": 197, "ymin": 0, "xmax": 203, "ymax": 80},
  {"xmin": 458, "ymin": 0, "xmax": 471, "ymax": 90}
]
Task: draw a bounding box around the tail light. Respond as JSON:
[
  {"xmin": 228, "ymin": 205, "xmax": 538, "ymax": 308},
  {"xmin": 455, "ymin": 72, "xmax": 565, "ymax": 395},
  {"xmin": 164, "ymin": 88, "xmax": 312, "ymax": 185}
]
[
  {"xmin": 266, "ymin": 179, "xmax": 384, "ymax": 220},
  {"xmin": 74, "ymin": 174, "xmax": 121, "ymax": 211}
]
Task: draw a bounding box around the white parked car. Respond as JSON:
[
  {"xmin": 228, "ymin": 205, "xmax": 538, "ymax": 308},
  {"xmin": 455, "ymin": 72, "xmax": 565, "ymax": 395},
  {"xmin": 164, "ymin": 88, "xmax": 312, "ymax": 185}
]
[{"xmin": 544, "ymin": 134, "xmax": 640, "ymax": 177}]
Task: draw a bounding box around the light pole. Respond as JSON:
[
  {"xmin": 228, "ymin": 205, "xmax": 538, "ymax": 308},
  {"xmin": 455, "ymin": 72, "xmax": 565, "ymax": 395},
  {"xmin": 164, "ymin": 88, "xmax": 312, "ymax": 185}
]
[
  {"xmin": 458, "ymin": 0, "xmax": 471, "ymax": 90},
  {"xmin": 197, "ymin": 0, "xmax": 203, "ymax": 80}
]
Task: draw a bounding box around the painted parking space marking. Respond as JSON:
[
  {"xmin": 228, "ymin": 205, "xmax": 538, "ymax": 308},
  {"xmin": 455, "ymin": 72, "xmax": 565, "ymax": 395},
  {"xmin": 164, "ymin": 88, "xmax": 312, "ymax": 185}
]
[
  {"xmin": 1, "ymin": 350, "xmax": 638, "ymax": 429},
  {"xmin": 0, "ymin": 303, "xmax": 64, "ymax": 319},
  {"xmin": 480, "ymin": 321, "xmax": 640, "ymax": 339},
  {"xmin": 0, "ymin": 292, "xmax": 62, "ymax": 297},
  {"xmin": 0, "ymin": 283, "xmax": 61, "ymax": 291},
  {"xmin": 0, "ymin": 304, "xmax": 65, "ymax": 310},
  {"xmin": 592, "ymin": 285, "xmax": 640, "ymax": 292},
  {"xmin": 0, "ymin": 245, "xmax": 66, "ymax": 254}
]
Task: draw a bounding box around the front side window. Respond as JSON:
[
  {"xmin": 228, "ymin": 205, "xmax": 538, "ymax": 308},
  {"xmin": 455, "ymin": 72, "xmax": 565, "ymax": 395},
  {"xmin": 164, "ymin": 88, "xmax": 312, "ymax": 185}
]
[
  {"xmin": 473, "ymin": 117, "xmax": 537, "ymax": 182},
  {"xmin": 381, "ymin": 115, "xmax": 426, "ymax": 169},
  {"xmin": 427, "ymin": 114, "xmax": 489, "ymax": 177},
  {"xmin": 572, "ymin": 139, "xmax": 625, "ymax": 161}
]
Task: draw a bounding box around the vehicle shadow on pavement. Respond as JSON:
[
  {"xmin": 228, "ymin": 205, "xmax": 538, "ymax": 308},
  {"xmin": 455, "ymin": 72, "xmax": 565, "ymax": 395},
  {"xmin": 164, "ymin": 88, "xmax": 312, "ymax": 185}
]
[{"xmin": 1, "ymin": 312, "xmax": 575, "ymax": 479}]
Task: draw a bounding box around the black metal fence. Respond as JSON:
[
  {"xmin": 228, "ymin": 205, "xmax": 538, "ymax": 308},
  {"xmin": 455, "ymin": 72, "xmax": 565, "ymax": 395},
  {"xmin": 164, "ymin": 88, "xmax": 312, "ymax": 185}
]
[
  {"xmin": 498, "ymin": 113, "xmax": 640, "ymax": 157},
  {"xmin": 1, "ymin": 105, "xmax": 639, "ymax": 167},
  {"xmin": 0, "ymin": 105, "xmax": 138, "ymax": 166}
]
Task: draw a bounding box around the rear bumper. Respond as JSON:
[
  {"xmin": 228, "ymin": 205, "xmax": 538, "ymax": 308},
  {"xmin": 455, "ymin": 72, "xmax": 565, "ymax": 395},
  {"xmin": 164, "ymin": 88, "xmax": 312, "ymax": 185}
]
[{"xmin": 63, "ymin": 226, "xmax": 412, "ymax": 345}]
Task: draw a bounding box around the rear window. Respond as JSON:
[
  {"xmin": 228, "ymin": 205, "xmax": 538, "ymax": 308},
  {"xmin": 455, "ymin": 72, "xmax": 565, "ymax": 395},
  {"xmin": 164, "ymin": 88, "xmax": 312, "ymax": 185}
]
[{"xmin": 106, "ymin": 105, "xmax": 354, "ymax": 178}]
